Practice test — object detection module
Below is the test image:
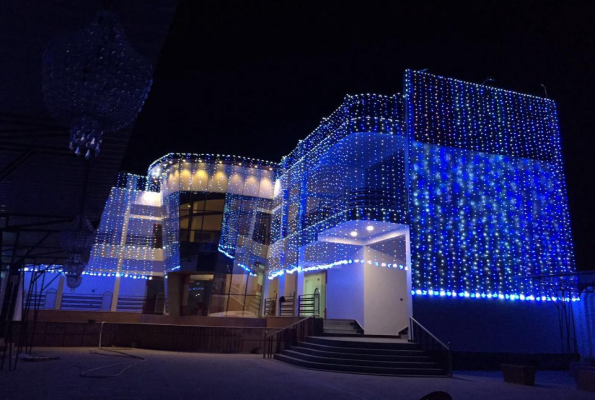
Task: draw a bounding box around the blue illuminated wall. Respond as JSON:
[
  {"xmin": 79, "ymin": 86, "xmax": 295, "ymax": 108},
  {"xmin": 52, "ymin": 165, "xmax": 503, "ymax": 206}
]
[
  {"xmin": 83, "ymin": 70, "xmax": 577, "ymax": 318},
  {"xmin": 268, "ymin": 94, "xmax": 407, "ymax": 277},
  {"xmin": 405, "ymin": 70, "xmax": 575, "ymax": 300}
]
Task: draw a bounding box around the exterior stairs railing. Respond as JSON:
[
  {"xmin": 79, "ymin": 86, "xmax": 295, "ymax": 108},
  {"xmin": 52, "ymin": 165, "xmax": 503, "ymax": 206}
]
[{"xmin": 409, "ymin": 316, "xmax": 453, "ymax": 377}]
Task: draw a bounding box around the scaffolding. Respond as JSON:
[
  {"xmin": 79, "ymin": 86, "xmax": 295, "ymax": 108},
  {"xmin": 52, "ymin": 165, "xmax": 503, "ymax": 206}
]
[{"xmin": 530, "ymin": 270, "xmax": 595, "ymax": 357}]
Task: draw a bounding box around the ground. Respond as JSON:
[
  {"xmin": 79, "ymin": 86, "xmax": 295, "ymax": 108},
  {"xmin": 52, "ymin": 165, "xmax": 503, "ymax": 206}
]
[{"xmin": 0, "ymin": 348, "xmax": 593, "ymax": 400}]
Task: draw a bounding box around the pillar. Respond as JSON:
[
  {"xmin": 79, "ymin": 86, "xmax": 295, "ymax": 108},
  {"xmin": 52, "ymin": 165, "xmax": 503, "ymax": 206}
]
[{"xmin": 54, "ymin": 274, "xmax": 65, "ymax": 310}]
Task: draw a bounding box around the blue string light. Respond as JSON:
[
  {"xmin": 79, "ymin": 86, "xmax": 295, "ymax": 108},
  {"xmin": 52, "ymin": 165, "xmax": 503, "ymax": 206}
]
[
  {"xmin": 405, "ymin": 70, "xmax": 576, "ymax": 301},
  {"xmin": 84, "ymin": 71, "xmax": 577, "ymax": 304},
  {"xmin": 268, "ymin": 94, "xmax": 408, "ymax": 279}
]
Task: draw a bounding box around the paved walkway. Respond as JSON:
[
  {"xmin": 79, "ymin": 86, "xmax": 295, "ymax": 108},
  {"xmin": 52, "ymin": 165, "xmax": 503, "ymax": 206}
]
[{"xmin": 0, "ymin": 348, "xmax": 593, "ymax": 400}]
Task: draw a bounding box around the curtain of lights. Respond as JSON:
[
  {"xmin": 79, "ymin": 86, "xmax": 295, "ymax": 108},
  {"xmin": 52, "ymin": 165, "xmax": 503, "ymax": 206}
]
[
  {"xmin": 405, "ymin": 70, "xmax": 576, "ymax": 301},
  {"xmin": 88, "ymin": 173, "xmax": 164, "ymax": 279},
  {"xmin": 268, "ymin": 94, "xmax": 408, "ymax": 278},
  {"xmin": 86, "ymin": 71, "xmax": 577, "ymax": 304},
  {"xmin": 219, "ymin": 193, "xmax": 273, "ymax": 276}
]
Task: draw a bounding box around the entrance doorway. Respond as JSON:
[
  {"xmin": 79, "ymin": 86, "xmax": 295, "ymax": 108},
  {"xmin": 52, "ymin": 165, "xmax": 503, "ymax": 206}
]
[
  {"xmin": 310, "ymin": 221, "xmax": 411, "ymax": 335},
  {"xmin": 302, "ymin": 272, "xmax": 326, "ymax": 317}
]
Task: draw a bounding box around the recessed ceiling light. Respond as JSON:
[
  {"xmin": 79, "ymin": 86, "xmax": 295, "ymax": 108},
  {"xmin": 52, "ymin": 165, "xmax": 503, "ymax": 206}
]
[
  {"xmin": 366, "ymin": 225, "xmax": 374, "ymax": 232},
  {"xmin": 350, "ymin": 231, "xmax": 358, "ymax": 237}
]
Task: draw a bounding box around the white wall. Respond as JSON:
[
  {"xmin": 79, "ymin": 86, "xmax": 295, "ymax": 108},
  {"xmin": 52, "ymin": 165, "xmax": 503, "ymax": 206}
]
[
  {"xmin": 119, "ymin": 278, "xmax": 148, "ymax": 299},
  {"xmin": 363, "ymin": 240, "xmax": 408, "ymax": 335},
  {"xmin": 23, "ymin": 272, "xmax": 118, "ymax": 298},
  {"xmin": 326, "ymin": 261, "xmax": 364, "ymax": 323},
  {"xmin": 364, "ymin": 264, "xmax": 408, "ymax": 335},
  {"xmin": 283, "ymin": 273, "xmax": 297, "ymax": 298},
  {"xmin": 321, "ymin": 234, "xmax": 409, "ymax": 335}
]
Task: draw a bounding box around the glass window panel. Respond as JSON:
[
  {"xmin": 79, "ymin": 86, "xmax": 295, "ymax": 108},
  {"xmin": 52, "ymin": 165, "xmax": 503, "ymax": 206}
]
[
  {"xmin": 205, "ymin": 199, "xmax": 225, "ymax": 211},
  {"xmin": 180, "ymin": 229, "xmax": 188, "ymax": 242},
  {"xmin": 202, "ymin": 214, "xmax": 223, "ymax": 231},
  {"xmin": 179, "ymin": 217, "xmax": 189, "ymax": 230},
  {"xmin": 193, "ymin": 200, "xmax": 205, "ymax": 212},
  {"xmin": 190, "ymin": 216, "xmax": 203, "ymax": 230}
]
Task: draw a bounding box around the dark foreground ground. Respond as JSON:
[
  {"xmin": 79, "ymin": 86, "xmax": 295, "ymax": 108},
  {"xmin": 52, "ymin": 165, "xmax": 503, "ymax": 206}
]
[{"xmin": 0, "ymin": 347, "xmax": 593, "ymax": 400}]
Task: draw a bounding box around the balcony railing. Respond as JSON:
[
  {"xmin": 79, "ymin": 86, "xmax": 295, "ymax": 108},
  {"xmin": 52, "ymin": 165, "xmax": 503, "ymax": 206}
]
[
  {"xmin": 95, "ymin": 232, "xmax": 162, "ymax": 248},
  {"xmin": 24, "ymin": 291, "xmax": 164, "ymax": 314},
  {"xmin": 346, "ymin": 188, "xmax": 399, "ymax": 209}
]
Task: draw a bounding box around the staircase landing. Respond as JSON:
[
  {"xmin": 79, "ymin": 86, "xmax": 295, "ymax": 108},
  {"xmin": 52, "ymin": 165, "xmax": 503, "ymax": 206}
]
[{"xmin": 322, "ymin": 319, "xmax": 364, "ymax": 336}]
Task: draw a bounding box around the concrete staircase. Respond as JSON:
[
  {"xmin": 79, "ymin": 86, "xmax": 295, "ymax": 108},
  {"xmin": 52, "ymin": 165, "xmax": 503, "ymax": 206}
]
[
  {"xmin": 274, "ymin": 336, "xmax": 447, "ymax": 376},
  {"xmin": 322, "ymin": 319, "xmax": 363, "ymax": 336}
]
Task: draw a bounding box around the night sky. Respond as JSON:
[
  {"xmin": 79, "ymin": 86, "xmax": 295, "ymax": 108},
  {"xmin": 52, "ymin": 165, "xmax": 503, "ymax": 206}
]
[{"xmin": 123, "ymin": 1, "xmax": 594, "ymax": 271}]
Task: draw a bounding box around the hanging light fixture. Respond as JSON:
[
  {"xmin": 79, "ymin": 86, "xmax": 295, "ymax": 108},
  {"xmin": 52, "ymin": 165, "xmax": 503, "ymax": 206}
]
[
  {"xmin": 60, "ymin": 215, "xmax": 96, "ymax": 288},
  {"xmin": 42, "ymin": 10, "xmax": 153, "ymax": 158}
]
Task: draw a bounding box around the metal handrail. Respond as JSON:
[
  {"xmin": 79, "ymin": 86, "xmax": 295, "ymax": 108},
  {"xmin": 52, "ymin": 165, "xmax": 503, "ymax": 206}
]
[
  {"xmin": 279, "ymin": 293, "xmax": 295, "ymax": 316},
  {"xmin": 409, "ymin": 317, "xmax": 449, "ymax": 349},
  {"xmin": 263, "ymin": 297, "xmax": 276, "ymax": 316},
  {"xmin": 353, "ymin": 319, "xmax": 365, "ymax": 334},
  {"xmin": 263, "ymin": 316, "xmax": 314, "ymax": 359},
  {"xmin": 409, "ymin": 316, "xmax": 452, "ymax": 377},
  {"xmin": 297, "ymin": 293, "xmax": 320, "ymax": 317}
]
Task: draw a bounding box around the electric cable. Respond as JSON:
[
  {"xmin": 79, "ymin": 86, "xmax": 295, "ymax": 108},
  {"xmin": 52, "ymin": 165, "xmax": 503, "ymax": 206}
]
[{"xmin": 79, "ymin": 321, "xmax": 146, "ymax": 378}]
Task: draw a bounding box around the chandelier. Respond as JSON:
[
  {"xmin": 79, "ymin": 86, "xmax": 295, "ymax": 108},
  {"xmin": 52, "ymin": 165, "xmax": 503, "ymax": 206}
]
[
  {"xmin": 42, "ymin": 11, "xmax": 153, "ymax": 158},
  {"xmin": 60, "ymin": 215, "xmax": 96, "ymax": 288}
]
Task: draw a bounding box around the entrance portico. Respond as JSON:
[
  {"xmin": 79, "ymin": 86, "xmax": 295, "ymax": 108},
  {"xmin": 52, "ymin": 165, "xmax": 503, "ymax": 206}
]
[{"xmin": 272, "ymin": 220, "xmax": 412, "ymax": 335}]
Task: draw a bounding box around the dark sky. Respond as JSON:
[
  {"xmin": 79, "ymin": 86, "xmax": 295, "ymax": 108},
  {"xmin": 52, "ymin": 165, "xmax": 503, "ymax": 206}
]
[{"xmin": 123, "ymin": 1, "xmax": 595, "ymax": 270}]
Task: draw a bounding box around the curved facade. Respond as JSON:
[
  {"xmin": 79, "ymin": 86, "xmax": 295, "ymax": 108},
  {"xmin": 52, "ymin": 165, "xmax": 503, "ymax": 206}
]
[{"xmin": 88, "ymin": 154, "xmax": 276, "ymax": 316}]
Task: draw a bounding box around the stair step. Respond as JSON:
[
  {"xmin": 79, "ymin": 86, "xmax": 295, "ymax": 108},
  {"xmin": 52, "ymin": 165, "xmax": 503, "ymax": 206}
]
[
  {"xmin": 298, "ymin": 341, "xmax": 424, "ymax": 356},
  {"xmin": 324, "ymin": 319, "xmax": 358, "ymax": 322},
  {"xmin": 290, "ymin": 345, "xmax": 432, "ymax": 362},
  {"xmin": 306, "ymin": 336, "xmax": 417, "ymax": 350},
  {"xmin": 324, "ymin": 320, "xmax": 356, "ymax": 324},
  {"xmin": 324, "ymin": 324, "xmax": 358, "ymax": 327},
  {"xmin": 274, "ymin": 354, "xmax": 446, "ymax": 376},
  {"xmin": 283, "ymin": 349, "xmax": 438, "ymax": 369},
  {"xmin": 323, "ymin": 326, "xmax": 357, "ymax": 329},
  {"xmin": 323, "ymin": 331, "xmax": 362, "ymax": 336}
]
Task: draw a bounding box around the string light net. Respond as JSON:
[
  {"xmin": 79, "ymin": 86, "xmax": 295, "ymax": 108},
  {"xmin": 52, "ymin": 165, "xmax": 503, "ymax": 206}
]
[
  {"xmin": 404, "ymin": 70, "xmax": 576, "ymax": 301},
  {"xmin": 268, "ymin": 94, "xmax": 409, "ymax": 278},
  {"xmin": 87, "ymin": 173, "xmax": 164, "ymax": 279}
]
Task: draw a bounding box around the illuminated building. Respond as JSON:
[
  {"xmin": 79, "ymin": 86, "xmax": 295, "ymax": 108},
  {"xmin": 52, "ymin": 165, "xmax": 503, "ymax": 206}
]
[{"xmin": 55, "ymin": 70, "xmax": 576, "ymax": 337}]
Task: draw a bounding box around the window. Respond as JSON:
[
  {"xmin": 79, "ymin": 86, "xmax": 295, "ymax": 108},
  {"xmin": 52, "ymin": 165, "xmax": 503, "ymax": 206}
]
[{"xmin": 179, "ymin": 192, "xmax": 226, "ymax": 245}]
